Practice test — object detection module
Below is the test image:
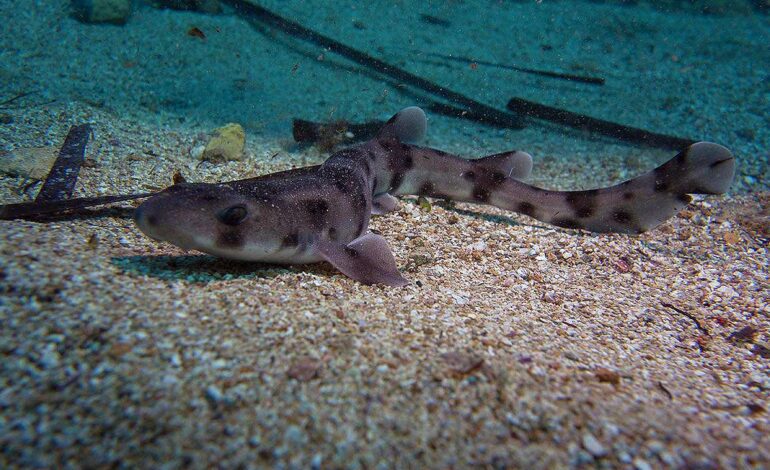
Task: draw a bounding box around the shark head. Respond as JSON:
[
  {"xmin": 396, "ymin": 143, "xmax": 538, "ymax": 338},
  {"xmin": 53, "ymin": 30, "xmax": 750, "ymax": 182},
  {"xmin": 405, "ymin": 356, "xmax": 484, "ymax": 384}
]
[{"xmin": 134, "ymin": 182, "xmax": 290, "ymax": 260}]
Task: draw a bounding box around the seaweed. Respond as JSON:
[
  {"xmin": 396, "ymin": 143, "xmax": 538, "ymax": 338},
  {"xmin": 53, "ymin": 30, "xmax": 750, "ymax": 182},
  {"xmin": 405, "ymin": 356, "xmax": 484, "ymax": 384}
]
[
  {"xmin": 219, "ymin": 0, "xmax": 526, "ymax": 130},
  {"xmin": 35, "ymin": 124, "xmax": 93, "ymax": 202},
  {"xmin": 507, "ymin": 97, "xmax": 695, "ymax": 150}
]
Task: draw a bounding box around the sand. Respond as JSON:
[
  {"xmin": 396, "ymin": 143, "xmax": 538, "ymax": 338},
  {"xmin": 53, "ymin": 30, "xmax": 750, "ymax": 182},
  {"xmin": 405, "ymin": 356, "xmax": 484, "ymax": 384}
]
[{"xmin": 1, "ymin": 1, "xmax": 769, "ymax": 468}]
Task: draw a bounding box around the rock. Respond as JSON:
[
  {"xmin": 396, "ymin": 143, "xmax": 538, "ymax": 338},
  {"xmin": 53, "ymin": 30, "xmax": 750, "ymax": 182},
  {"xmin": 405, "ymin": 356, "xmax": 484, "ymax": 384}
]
[
  {"xmin": 0, "ymin": 146, "xmax": 57, "ymax": 180},
  {"xmin": 72, "ymin": 0, "xmax": 131, "ymax": 24},
  {"xmin": 582, "ymin": 433, "xmax": 607, "ymax": 457},
  {"xmin": 201, "ymin": 123, "xmax": 246, "ymax": 162},
  {"xmin": 287, "ymin": 357, "xmax": 321, "ymax": 381}
]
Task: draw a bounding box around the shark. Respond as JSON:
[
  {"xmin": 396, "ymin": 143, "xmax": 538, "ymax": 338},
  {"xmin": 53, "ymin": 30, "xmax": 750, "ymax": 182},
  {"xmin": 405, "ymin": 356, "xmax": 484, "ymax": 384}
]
[{"xmin": 134, "ymin": 107, "xmax": 736, "ymax": 286}]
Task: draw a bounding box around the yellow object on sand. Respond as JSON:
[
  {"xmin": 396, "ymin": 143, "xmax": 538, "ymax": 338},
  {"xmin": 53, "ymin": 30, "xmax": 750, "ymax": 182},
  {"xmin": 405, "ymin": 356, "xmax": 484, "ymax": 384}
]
[{"xmin": 202, "ymin": 123, "xmax": 246, "ymax": 163}]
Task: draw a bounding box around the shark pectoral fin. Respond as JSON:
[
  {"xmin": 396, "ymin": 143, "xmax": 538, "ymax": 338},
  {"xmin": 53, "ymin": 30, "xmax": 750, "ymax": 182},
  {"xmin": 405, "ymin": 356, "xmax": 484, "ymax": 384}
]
[
  {"xmin": 372, "ymin": 193, "xmax": 400, "ymax": 215},
  {"xmin": 315, "ymin": 233, "xmax": 408, "ymax": 286}
]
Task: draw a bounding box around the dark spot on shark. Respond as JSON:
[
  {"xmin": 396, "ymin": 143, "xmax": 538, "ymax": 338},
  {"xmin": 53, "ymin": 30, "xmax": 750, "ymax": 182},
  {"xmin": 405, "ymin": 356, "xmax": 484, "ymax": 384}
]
[
  {"xmin": 677, "ymin": 194, "xmax": 693, "ymax": 204},
  {"xmin": 565, "ymin": 191, "xmax": 597, "ymax": 219},
  {"xmin": 418, "ymin": 181, "xmax": 435, "ymax": 196},
  {"xmin": 327, "ymin": 227, "xmax": 338, "ymax": 240},
  {"xmin": 344, "ymin": 246, "xmax": 359, "ymax": 258},
  {"xmin": 366, "ymin": 150, "xmax": 377, "ymax": 161},
  {"xmin": 218, "ymin": 230, "xmax": 244, "ymax": 249},
  {"xmin": 380, "ymin": 138, "xmax": 397, "ymax": 153},
  {"xmin": 356, "ymin": 220, "xmax": 366, "ymax": 237},
  {"xmin": 388, "ymin": 154, "xmax": 414, "ymax": 192},
  {"xmin": 305, "ymin": 199, "xmax": 330, "ymax": 229},
  {"xmin": 281, "ymin": 232, "xmax": 299, "ymax": 248},
  {"xmin": 612, "ymin": 210, "xmax": 633, "ymax": 224},
  {"xmin": 462, "ymin": 170, "xmax": 476, "ymax": 182},
  {"xmin": 517, "ymin": 201, "xmax": 536, "ymax": 217},
  {"xmin": 552, "ymin": 217, "xmax": 582, "ymax": 230},
  {"xmin": 491, "ymin": 171, "xmax": 507, "ymax": 186},
  {"xmin": 305, "ymin": 199, "xmax": 329, "ymax": 216},
  {"xmin": 389, "ymin": 172, "xmax": 405, "ymax": 192},
  {"xmin": 623, "ymin": 192, "xmax": 635, "ymax": 200},
  {"xmin": 654, "ymin": 178, "xmax": 669, "ymax": 192},
  {"xmin": 472, "ymin": 186, "xmax": 490, "ymax": 203}
]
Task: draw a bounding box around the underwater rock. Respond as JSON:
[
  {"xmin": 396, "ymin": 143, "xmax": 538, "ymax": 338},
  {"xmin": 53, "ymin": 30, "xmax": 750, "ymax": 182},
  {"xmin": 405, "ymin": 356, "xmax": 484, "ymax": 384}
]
[
  {"xmin": 71, "ymin": 0, "xmax": 131, "ymax": 24},
  {"xmin": 201, "ymin": 123, "xmax": 245, "ymax": 162},
  {"xmin": 150, "ymin": 0, "xmax": 222, "ymax": 13},
  {"xmin": 0, "ymin": 146, "xmax": 57, "ymax": 180}
]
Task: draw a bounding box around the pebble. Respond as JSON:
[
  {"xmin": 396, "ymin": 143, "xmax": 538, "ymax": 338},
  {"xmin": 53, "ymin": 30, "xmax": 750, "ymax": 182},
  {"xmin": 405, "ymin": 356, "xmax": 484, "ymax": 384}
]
[
  {"xmin": 204, "ymin": 385, "xmax": 224, "ymax": 405},
  {"xmin": 582, "ymin": 433, "xmax": 607, "ymax": 457},
  {"xmin": 633, "ymin": 458, "xmax": 653, "ymax": 470},
  {"xmin": 39, "ymin": 346, "xmax": 61, "ymax": 369}
]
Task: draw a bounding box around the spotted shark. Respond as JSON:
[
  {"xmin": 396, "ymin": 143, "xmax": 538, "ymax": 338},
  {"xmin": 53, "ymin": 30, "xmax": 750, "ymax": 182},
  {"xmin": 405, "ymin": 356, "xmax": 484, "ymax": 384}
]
[{"xmin": 135, "ymin": 107, "xmax": 735, "ymax": 286}]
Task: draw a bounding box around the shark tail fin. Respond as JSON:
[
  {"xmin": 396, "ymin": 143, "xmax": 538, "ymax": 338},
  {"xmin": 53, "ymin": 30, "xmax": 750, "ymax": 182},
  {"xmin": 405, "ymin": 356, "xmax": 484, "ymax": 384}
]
[{"xmin": 662, "ymin": 142, "xmax": 735, "ymax": 195}]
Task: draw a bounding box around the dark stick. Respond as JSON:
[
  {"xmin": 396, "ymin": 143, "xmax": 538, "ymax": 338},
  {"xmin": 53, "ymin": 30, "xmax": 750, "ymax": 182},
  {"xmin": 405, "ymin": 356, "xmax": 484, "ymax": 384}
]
[
  {"xmin": 661, "ymin": 302, "xmax": 710, "ymax": 336},
  {"xmin": 425, "ymin": 102, "xmax": 516, "ymax": 129},
  {"xmin": 0, "ymin": 91, "xmax": 35, "ymax": 108},
  {"xmin": 219, "ymin": 0, "xmax": 525, "ymax": 130},
  {"xmin": 425, "ymin": 52, "xmax": 606, "ymax": 86},
  {"xmin": 35, "ymin": 124, "xmax": 93, "ymax": 202},
  {"xmin": 0, "ymin": 193, "xmax": 153, "ymax": 221},
  {"xmin": 507, "ymin": 97, "xmax": 695, "ymax": 150}
]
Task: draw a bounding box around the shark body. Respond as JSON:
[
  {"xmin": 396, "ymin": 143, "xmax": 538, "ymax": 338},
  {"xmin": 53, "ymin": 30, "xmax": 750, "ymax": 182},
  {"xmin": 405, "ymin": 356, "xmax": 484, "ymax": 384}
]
[{"xmin": 135, "ymin": 107, "xmax": 735, "ymax": 286}]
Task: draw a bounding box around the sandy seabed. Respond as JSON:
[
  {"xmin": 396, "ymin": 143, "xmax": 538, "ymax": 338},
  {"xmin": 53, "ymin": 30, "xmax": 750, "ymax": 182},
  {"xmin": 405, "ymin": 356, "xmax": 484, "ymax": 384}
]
[{"xmin": 1, "ymin": 1, "xmax": 769, "ymax": 468}]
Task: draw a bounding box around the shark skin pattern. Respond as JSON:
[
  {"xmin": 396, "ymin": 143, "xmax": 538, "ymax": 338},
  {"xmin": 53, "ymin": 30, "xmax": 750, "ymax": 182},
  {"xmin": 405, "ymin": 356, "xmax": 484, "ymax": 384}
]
[{"xmin": 135, "ymin": 107, "xmax": 736, "ymax": 286}]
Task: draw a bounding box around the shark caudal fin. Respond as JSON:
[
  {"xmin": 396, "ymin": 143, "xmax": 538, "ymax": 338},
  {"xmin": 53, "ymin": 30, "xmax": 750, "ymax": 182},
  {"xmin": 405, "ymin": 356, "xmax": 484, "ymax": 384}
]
[
  {"xmin": 661, "ymin": 142, "xmax": 735, "ymax": 195},
  {"xmin": 377, "ymin": 106, "xmax": 427, "ymax": 144}
]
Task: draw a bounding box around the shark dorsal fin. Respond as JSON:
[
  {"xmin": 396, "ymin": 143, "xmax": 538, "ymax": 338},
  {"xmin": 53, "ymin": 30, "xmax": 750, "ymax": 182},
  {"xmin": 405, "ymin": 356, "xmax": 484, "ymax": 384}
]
[{"xmin": 377, "ymin": 106, "xmax": 427, "ymax": 144}]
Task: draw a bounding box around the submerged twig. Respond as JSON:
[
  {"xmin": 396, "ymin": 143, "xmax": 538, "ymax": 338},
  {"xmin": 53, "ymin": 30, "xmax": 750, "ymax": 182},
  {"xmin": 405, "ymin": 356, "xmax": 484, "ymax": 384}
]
[
  {"xmin": 219, "ymin": 0, "xmax": 526, "ymax": 130},
  {"xmin": 0, "ymin": 91, "xmax": 35, "ymax": 108},
  {"xmin": 507, "ymin": 97, "xmax": 695, "ymax": 150},
  {"xmin": 661, "ymin": 301, "xmax": 710, "ymax": 336},
  {"xmin": 35, "ymin": 124, "xmax": 92, "ymax": 202},
  {"xmin": 422, "ymin": 52, "xmax": 606, "ymax": 86},
  {"xmin": 657, "ymin": 381, "xmax": 674, "ymax": 400},
  {"xmin": 0, "ymin": 193, "xmax": 153, "ymax": 221}
]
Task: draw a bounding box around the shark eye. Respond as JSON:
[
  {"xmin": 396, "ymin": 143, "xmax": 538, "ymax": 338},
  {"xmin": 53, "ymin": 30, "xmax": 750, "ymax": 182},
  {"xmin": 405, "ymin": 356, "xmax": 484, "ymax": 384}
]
[{"xmin": 218, "ymin": 205, "xmax": 248, "ymax": 226}]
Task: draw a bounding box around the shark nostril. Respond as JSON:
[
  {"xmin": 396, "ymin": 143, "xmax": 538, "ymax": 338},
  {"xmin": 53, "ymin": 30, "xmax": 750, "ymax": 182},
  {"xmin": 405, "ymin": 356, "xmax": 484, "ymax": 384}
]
[{"xmin": 146, "ymin": 214, "xmax": 158, "ymax": 226}]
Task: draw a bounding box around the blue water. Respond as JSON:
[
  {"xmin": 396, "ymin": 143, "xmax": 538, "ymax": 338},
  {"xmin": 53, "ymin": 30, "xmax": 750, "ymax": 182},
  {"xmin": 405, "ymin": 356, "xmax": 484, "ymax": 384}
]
[{"xmin": 1, "ymin": 1, "xmax": 767, "ymax": 192}]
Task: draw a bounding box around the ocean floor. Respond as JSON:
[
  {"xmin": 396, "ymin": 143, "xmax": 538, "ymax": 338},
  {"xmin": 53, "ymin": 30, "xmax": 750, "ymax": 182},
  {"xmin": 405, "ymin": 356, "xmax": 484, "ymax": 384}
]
[{"xmin": 1, "ymin": 1, "xmax": 769, "ymax": 468}]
